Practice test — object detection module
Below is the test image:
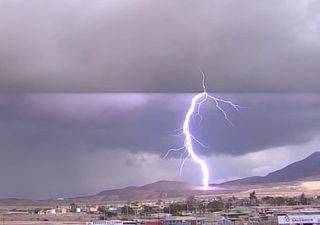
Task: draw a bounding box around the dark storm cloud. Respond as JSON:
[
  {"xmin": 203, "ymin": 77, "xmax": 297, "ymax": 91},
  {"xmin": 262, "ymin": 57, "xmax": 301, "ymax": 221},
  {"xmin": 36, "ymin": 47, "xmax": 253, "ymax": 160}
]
[
  {"xmin": 0, "ymin": 0, "xmax": 320, "ymax": 92},
  {"xmin": 195, "ymin": 94, "xmax": 320, "ymax": 155},
  {"xmin": 1, "ymin": 94, "xmax": 320, "ymax": 157},
  {"xmin": 1, "ymin": 93, "xmax": 320, "ymax": 198}
]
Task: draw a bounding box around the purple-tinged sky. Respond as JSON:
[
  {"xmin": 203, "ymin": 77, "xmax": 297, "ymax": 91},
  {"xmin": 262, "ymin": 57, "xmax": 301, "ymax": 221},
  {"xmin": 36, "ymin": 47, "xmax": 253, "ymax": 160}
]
[
  {"xmin": 0, "ymin": 94, "xmax": 320, "ymax": 198},
  {"xmin": 0, "ymin": 0, "xmax": 320, "ymax": 198}
]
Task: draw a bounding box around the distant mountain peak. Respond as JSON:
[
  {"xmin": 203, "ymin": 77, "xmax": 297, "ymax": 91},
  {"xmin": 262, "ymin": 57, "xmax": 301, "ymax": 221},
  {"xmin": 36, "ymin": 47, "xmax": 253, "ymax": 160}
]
[
  {"xmin": 89, "ymin": 180, "xmax": 195, "ymax": 202},
  {"xmin": 216, "ymin": 151, "xmax": 320, "ymax": 187},
  {"xmin": 307, "ymin": 151, "xmax": 320, "ymax": 157}
]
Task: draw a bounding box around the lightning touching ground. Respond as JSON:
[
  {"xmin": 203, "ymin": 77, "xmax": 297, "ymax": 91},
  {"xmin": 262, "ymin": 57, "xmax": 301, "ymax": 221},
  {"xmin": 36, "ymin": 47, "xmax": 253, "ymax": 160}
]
[{"xmin": 164, "ymin": 71, "xmax": 243, "ymax": 189}]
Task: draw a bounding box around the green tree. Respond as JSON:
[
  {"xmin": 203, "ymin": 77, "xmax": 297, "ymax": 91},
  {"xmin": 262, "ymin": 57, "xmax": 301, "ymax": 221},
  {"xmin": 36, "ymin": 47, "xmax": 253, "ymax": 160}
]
[
  {"xmin": 207, "ymin": 200, "xmax": 224, "ymax": 212},
  {"xmin": 186, "ymin": 196, "xmax": 198, "ymax": 211},
  {"xmin": 286, "ymin": 197, "xmax": 299, "ymax": 205},
  {"xmin": 98, "ymin": 206, "xmax": 107, "ymax": 213},
  {"xmin": 143, "ymin": 205, "xmax": 156, "ymax": 214},
  {"xmin": 121, "ymin": 205, "xmax": 134, "ymax": 215},
  {"xmin": 261, "ymin": 196, "xmax": 274, "ymax": 204},
  {"xmin": 164, "ymin": 203, "xmax": 187, "ymax": 216},
  {"xmin": 273, "ymin": 197, "xmax": 285, "ymax": 206},
  {"xmin": 70, "ymin": 203, "xmax": 77, "ymax": 212},
  {"xmin": 249, "ymin": 191, "xmax": 257, "ymax": 204},
  {"xmin": 300, "ymin": 193, "xmax": 309, "ymax": 205}
]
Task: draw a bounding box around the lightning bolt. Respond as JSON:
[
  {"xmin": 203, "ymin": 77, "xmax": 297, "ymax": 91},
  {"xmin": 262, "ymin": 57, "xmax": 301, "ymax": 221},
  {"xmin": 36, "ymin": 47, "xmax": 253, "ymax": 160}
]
[{"xmin": 164, "ymin": 70, "xmax": 242, "ymax": 190}]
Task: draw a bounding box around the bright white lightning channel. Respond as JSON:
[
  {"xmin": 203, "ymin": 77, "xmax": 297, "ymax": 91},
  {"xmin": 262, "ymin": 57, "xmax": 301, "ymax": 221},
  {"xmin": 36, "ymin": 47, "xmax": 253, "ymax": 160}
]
[{"xmin": 164, "ymin": 72, "xmax": 242, "ymax": 190}]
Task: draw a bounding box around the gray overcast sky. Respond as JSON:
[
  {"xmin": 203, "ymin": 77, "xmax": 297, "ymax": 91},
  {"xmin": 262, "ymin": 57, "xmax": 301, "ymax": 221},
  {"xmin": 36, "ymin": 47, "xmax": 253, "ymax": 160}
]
[
  {"xmin": 0, "ymin": 0, "xmax": 320, "ymax": 199},
  {"xmin": 0, "ymin": 0, "xmax": 320, "ymax": 92},
  {"xmin": 0, "ymin": 93, "xmax": 320, "ymax": 199}
]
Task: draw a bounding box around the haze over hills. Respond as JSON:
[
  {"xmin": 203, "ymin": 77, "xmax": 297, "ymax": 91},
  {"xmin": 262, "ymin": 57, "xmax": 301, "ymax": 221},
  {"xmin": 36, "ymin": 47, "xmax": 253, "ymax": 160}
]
[
  {"xmin": 74, "ymin": 180, "xmax": 196, "ymax": 202},
  {"xmin": 216, "ymin": 151, "xmax": 320, "ymax": 186},
  {"xmin": 79, "ymin": 152, "xmax": 320, "ymax": 202},
  {"xmin": 1, "ymin": 152, "xmax": 320, "ymax": 205},
  {"xmin": 0, "ymin": 181, "xmax": 196, "ymax": 206}
]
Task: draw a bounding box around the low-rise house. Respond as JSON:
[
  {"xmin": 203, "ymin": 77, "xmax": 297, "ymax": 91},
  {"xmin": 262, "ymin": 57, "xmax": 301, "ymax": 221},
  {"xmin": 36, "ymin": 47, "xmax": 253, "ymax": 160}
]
[{"xmin": 89, "ymin": 206, "xmax": 98, "ymax": 213}]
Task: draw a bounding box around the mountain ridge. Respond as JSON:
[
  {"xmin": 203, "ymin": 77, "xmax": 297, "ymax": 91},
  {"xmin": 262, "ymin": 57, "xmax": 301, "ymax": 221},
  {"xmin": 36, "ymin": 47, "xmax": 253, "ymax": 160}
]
[
  {"xmin": 74, "ymin": 180, "xmax": 196, "ymax": 202},
  {"xmin": 1, "ymin": 152, "xmax": 320, "ymax": 204},
  {"xmin": 216, "ymin": 151, "xmax": 320, "ymax": 186},
  {"xmin": 82, "ymin": 151, "xmax": 320, "ymax": 201}
]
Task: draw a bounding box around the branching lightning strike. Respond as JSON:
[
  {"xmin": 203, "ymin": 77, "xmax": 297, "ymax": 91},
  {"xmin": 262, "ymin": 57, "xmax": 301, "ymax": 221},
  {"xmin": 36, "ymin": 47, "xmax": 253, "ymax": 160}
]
[{"xmin": 164, "ymin": 71, "xmax": 242, "ymax": 190}]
